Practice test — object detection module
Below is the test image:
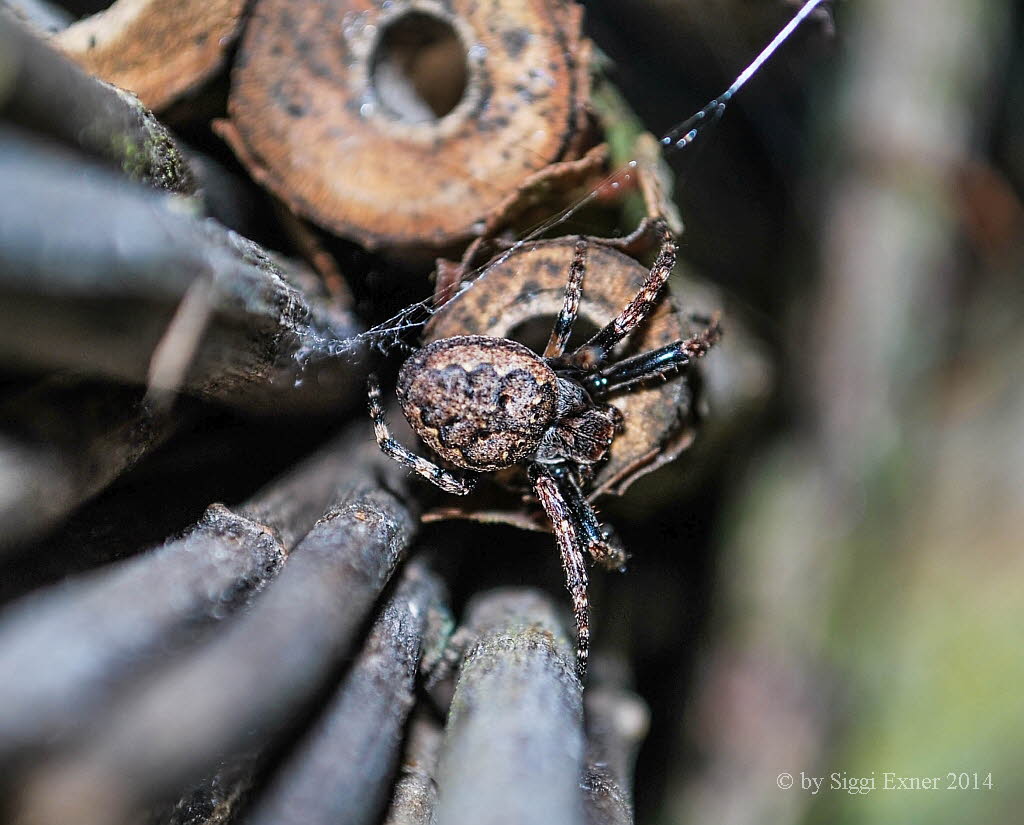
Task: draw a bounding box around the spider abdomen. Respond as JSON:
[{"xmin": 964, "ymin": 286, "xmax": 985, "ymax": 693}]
[{"xmin": 397, "ymin": 335, "xmax": 559, "ymax": 472}]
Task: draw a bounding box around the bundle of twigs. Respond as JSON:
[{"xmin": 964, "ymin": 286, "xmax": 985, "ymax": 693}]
[{"xmin": 0, "ymin": 4, "xmax": 661, "ymax": 822}]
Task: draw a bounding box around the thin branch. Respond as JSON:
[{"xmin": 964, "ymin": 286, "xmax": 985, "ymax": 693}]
[
  {"xmin": 0, "ymin": 11, "xmax": 194, "ymax": 192},
  {"xmin": 381, "ymin": 710, "xmax": 445, "ymax": 825},
  {"xmin": 0, "ymin": 129, "xmax": 362, "ymax": 411},
  {"xmin": 434, "ymin": 589, "xmax": 586, "ymax": 825},
  {"xmin": 0, "ymin": 503, "xmax": 285, "ymax": 764},
  {"xmin": 13, "ymin": 432, "xmax": 419, "ymax": 825},
  {"xmin": 0, "ymin": 425, "xmax": 390, "ymax": 764},
  {"xmin": 245, "ymin": 561, "xmax": 447, "ymax": 825}
]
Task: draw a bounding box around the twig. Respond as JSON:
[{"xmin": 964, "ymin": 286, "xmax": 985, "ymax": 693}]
[
  {"xmin": 0, "ymin": 128, "xmax": 362, "ymax": 411},
  {"xmin": 13, "ymin": 432, "xmax": 418, "ymax": 825},
  {"xmin": 434, "ymin": 589, "xmax": 586, "ymax": 825},
  {"xmin": 0, "ymin": 11, "xmax": 194, "ymax": 192},
  {"xmin": 245, "ymin": 561, "xmax": 446, "ymax": 825},
  {"xmin": 141, "ymin": 757, "xmax": 257, "ymax": 825},
  {"xmin": 0, "ymin": 502, "xmax": 284, "ymax": 764},
  {"xmin": 146, "ymin": 561, "xmax": 446, "ymax": 825},
  {"xmin": 0, "ymin": 425, "xmax": 388, "ymax": 763},
  {"xmin": 381, "ymin": 710, "xmax": 445, "ymax": 825}
]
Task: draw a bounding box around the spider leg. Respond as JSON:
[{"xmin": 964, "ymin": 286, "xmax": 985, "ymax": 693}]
[
  {"xmin": 547, "ymin": 464, "xmax": 627, "ymax": 571},
  {"xmin": 529, "ymin": 464, "xmax": 590, "ymax": 679},
  {"xmin": 543, "ymin": 236, "xmax": 588, "ymax": 358},
  {"xmin": 572, "ymin": 218, "xmax": 677, "ymax": 366},
  {"xmin": 367, "ymin": 375, "xmax": 477, "ymax": 495},
  {"xmin": 584, "ymin": 316, "xmax": 722, "ymax": 399}
]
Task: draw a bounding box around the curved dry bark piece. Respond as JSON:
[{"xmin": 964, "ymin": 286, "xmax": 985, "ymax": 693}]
[
  {"xmin": 54, "ymin": 0, "xmax": 247, "ymax": 112},
  {"xmin": 223, "ymin": 0, "xmax": 589, "ymax": 250},
  {"xmin": 421, "ymin": 237, "xmax": 701, "ymax": 528},
  {"xmin": 480, "ymin": 142, "xmax": 609, "ymax": 237}
]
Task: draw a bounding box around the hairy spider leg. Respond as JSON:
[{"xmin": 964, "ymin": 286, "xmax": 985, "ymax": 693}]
[
  {"xmin": 367, "ymin": 375, "xmax": 477, "ymax": 495},
  {"xmin": 584, "ymin": 316, "xmax": 722, "ymax": 398},
  {"xmin": 574, "ymin": 218, "xmax": 677, "ymax": 366},
  {"xmin": 547, "ymin": 463, "xmax": 627, "ymax": 571},
  {"xmin": 530, "ymin": 464, "xmax": 590, "ymax": 679},
  {"xmin": 543, "ymin": 236, "xmax": 588, "ymax": 358}
]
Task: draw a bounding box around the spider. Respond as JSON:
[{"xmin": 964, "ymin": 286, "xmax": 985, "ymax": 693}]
[{"xmin": 368, "ymin": 219, "xmax": 721, "ymax": 676}]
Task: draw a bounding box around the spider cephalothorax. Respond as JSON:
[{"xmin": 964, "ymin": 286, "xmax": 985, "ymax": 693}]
[{"xmin": 369, "ymin": 221, "xmax": 721, "ymax": 676}]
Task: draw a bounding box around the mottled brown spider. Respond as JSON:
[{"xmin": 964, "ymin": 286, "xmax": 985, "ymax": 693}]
[{"xmin": 368, "ymin": 219, "xmax": 721, "ymax": 676}]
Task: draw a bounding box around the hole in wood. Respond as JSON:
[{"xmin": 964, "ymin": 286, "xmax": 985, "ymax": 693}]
[
  {"xmin": 62, "ymin": 0, "xmax": 115, "ymax": 20},
  {"xmin": 369, "ymin": 10, "xmax": 469, "ymax": 123},
  {"xmin": 508, "ymin": 316, "xmax": 601, "ymax": 355}
]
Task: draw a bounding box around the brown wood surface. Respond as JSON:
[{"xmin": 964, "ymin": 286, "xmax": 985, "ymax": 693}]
[
  {"xmin": 223, "ymin": 0, "xmax": 589, "ymax": 249},
  {"xmin": 55, "ymin": 0, "xmax": 247, "ymax": 112}
]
